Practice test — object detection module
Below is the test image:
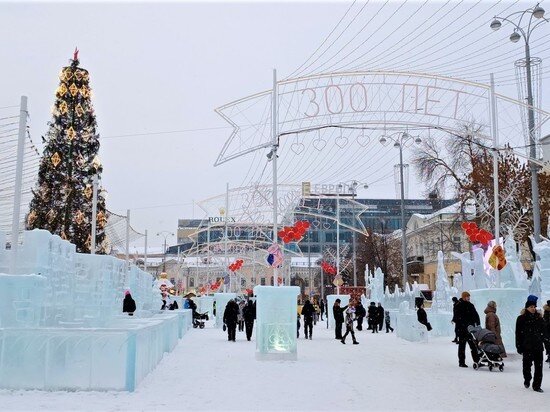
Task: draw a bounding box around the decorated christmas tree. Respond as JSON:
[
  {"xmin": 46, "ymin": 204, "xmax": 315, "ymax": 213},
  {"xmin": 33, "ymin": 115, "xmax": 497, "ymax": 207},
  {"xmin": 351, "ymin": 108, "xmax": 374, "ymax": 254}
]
[{"xmin": 27, "ymin": 49, "xmax": 108, "ymax": 253}]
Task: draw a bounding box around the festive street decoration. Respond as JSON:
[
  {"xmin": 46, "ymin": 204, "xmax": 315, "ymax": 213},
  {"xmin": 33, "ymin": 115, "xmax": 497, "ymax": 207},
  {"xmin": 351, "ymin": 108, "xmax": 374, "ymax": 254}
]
[
  {"xmin": 489, "ymin": 245, "xmax": 507, "ymax": 270},
  {"xmin": 278, "ymin": 220, "xmax": 310, "ymax": 244},
  {"xmin": 460, "ymin": 221, "xmax": 493, "ymax": 246},
  {"xmin": 26, "ymin": 50, "xmax": 107, "ymax": 253},
  {"xmin": 228, "ymin": 259, "xmax": 244, "ymax": 272},
  {"xmin": 267, "ymin": 243, "xmax": 284, "ymax": 267},
  {"xmin": 321, "ymin": 260, "xmax": 337, "ymax": 275}
]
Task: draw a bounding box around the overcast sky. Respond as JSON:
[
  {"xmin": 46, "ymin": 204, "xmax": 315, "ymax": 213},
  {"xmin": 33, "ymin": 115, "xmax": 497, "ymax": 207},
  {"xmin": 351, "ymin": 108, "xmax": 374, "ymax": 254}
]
[{"xmin": 1, "ymin": 0, "xmax": 547, "ymax": 248}]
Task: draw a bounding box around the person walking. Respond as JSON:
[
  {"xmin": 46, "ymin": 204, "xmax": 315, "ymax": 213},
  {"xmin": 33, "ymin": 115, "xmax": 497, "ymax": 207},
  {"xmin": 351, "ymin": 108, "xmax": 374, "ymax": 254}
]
[
  {"xmin": 377, "ymin": 302, "xmax": 385, "ymax": 332},
  {"xmin": 333, "ymin": 299, "xmax": 348, "ymax": 340},
  {"xmin": 243, "ymin": 300, "xmax": 256, "ymax": 341},
  {"xmin": 452, "ymin": 291, "xmax": 481, "ymax": 368},
  {"xmin": 516, "ymin": 297, "xmax": 549, "ymax": 392},
  {"xmin": 385, "ymin": 310, "xmax": 394, "ymax": 333},
  {"xmin": 355, "ymin": 301, "xmax": 366, "ymax": 331},
  {"xmin": 297, "ymin": 312, "xmax": 301, "ymax": 338},
  {"xmin": 223, "ymin": 299, "xmax": 239, "ymax": 342},
  {"xmin": 302, "ymin": 300, "xmax": 315, "ymax": 339},
  {"xmin": 368, "ymin": 302, "xmax": 378, "ymax": 333},
  {"xmin": 123, "ymin": 291, "xmax": 136, "ymax": 316},
  {"xmin": 452, "ymin": 297, "xmax": 459, "ymax": 344},
  {"xmin": 341, "ymin": 300, "xmax": 359, "ymax": 345},
  {"xmin": 237, "ymin": 300, "xmax": 245, "ymax": 332},
  {"xmin": 319, "ymin": 299, "xmax": 325, "ymax": 321},
  {"xmin": 543, "ymin": 300, "xmax": 550, "ymax": 364},
  {"xmin": 485, "ymin": 300, "xmax": 507, "ymax": 358}
]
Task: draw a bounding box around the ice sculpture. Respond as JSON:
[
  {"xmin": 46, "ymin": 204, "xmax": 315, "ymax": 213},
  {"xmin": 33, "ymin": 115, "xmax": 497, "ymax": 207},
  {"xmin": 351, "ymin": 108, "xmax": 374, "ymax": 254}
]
[
  {"xmin": 327, "ymin": 294, "xmax": 350, "ymax": 329},
  {"xmin": 529, "ymin": 263, "xmax": 542, "ymax": 300},
  {"xmin": 395, "ymin": 301, "xmax": 428, "ymax": 342},
  {"xmin": 432, "ymin": 252, "xmax": 453, "ymax": 313},
  {"xmin": 366, "ymin": 267, "xmax": 385, "ymax": 305},
  {"xmin": 504, "ymin": 230, "xmax": 529, "ymax": 288},
  {"xmin": 0, "ymin": 229, "xmax": 190, "ymax": 392},
  {"xmin": 213, "ymin": 293, "xmax": 237, "ymax": 327},
  {"xmin": 198, "ymin": 295, "xmax": 214, "ymax": 317},
  {"xmin": 530, "ymin": 235, "xmax": 550, "ymax": 302},
  {"xmin": 254, "ymin": 285, "xmax": 300, "ymax": 360},
  {"xmin": 451, "ymin": 252, "xmax": 475, "ymax": 292}
]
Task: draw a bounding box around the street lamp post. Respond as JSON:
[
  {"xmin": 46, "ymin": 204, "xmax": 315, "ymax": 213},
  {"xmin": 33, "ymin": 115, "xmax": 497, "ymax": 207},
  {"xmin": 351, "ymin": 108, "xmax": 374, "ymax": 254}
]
[
  {"xmin": 157, "ymin": 231, "xmax": 174, "ymax": 273},
  {"xmin": 379, "ymin": 132, "xmax": 422, "ymax": 287},
  {"xmin": 490, "ymin": 3, "xmax": 548, "ymax": 242}
]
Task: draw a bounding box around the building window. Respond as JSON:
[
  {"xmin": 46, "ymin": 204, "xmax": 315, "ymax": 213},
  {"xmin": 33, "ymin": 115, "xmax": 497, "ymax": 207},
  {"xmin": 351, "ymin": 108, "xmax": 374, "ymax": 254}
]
[
  {"xmin": 241, "ymin": 278, "xmax": 246, "ymax": 287},
  {"xmin": 260, "ymin": 277, "xmax": 266, "ymax": 285},
  {"xmin": 250, "ymin": 277, "xmax": 256, "ymax": 284},
  {"xmin": 189, "ymin": 278, "xmax": 195, "ymax": 287}
]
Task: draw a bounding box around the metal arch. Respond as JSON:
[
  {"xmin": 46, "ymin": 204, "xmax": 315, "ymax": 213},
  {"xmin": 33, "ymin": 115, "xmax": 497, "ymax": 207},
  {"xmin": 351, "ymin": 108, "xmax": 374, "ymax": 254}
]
[{"xmin": 214, "ymin": 70, "xmax": 550, "ymax": 166}]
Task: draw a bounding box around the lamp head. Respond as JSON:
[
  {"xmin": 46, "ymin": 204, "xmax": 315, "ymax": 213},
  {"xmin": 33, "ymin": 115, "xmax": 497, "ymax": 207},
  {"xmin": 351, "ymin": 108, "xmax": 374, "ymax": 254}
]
[
  {"xmin": 414, "ymin": 136, "xmax": 422, "ymax": 145},
  {"xmin": 490, "ymin": 19, "xmax": 502, "ymax": 31},
  {"xmin": 533, "ymin": 5, "xmax": 545, "ymax": 19},
  {"xmin": 393, "ymin": 141, "xmax": 400, "ymax": 148},
  {"xmin": 379, "ymin": 136, "xmax": 387, "ymax": 145},
  {"xmin": 510, "ymin": 31, "xmax": 521, "ymax": 43}
]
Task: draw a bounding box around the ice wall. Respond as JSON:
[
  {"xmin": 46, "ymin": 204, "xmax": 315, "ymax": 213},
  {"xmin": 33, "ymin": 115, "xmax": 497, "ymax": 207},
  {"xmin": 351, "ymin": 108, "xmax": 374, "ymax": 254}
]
[
  {"xmin": 254, "ymin": 286, "xmax": 300, "ymax": 360},
  {"xmin": 198, "ymin": 295, "xmax": 214, "ymax": 317}
]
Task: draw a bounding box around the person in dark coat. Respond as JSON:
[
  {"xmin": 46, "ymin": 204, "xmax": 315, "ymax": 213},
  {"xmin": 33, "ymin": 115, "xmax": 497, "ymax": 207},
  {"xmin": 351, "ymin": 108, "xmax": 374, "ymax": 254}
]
[
  {"xmin": 452, "ymin": 291, "xmax": 480, "ymax": 367},
  {"xmin": 377, "ymin": 303, "xmax": 385, "ymax": 331},
  {"xmin": 385, "ymin": 310, "xmax": 394, "ymax": 332},
  {"xmin": 169, "ymin": 300, "xmax": 179, "ymax": 310},
  {"xmin": 319, "ymin": 299, "xmax": 325, "ymax": 321},
  {"xmin": 123, "ymin": 291, "xmax": 136, "ymax": 316},
  {"xmin": 416, "ymin": 301, "xmax": 432, "ymax": 331},
  {"xmin": 355, "ymin": 301, "xmax": 366, "ymax": 331},
  {"xmin": 516, "ymin": 297, "xmax": 549, "ymax": 392},
  {"xmin": 333, "ymin": 299, "xmax": 348, "ymax": 339},
  {"xmin": 297, "ymin": 313, "xmax": 301, "ymax": 338},
  {"xmin": 452, "ymin": 297, "xmax": 459, "ymax": 343},
  {"xmin": 243, "ymin": 300, "xmax": 256, "ymax": 341},
  {"xmin": 223, "ymin": 299, "xmax": 239, "ymax": 342},
  {"xmin": 368, "ymin": 302, "xmax": 378, "ymax": 333},
  {"xmin": 301, "ymin": 300, "xmax": 315, "ymax": 339},
  {"xmin": 543, "ymin": 300, "xmax": 550, "ymax": 363}
]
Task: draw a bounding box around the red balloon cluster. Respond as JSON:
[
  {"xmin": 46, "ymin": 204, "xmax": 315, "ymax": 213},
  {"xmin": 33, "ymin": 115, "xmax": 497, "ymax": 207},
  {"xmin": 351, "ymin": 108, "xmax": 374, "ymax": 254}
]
[
  {"xmin": 461, "ymin": 221, "xmax": 493, "ymax": 246},
  {"xmin": 278, "ymin": 220, "xmax": 311, "ymax": 244},
  {"xmin": 229, "ymin": 259, "xmax": 244, "ymax": 272},
  {"xmin": 321, "ymin": 261, "xmax": 337, "ymax": 275}
]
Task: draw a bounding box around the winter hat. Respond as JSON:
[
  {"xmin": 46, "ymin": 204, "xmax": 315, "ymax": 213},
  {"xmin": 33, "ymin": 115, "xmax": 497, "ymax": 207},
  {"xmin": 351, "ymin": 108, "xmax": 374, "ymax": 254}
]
[
  {"xmin": 547, "ymin": 300, "xmax": 550, "ymax": 306},
  {"xmin": 487, "ymin": 300, "xmax": 496, "ymax": 309},
  {"xmin": 527, "ymin": 295, "xmax": 538, "ymax": 303},
  {"xmin": 525, "ymin": 298, "xmax": 537, "ymax": 309},
  {"xmin": 335, "ymin": 299, "xmax": 341, "ymax": 303},
  {"xmin": 124, "ymin": 290, "xmax": 130, "ymax": 296},
  {"xmin": 461, "ymin": 291, "xmax": 470, "ymax": 299}
]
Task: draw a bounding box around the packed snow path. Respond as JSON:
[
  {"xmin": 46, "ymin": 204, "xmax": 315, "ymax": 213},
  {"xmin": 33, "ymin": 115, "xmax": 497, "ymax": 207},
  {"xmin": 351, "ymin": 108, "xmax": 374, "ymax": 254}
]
[{"xmin": 0, "ymin": 320, "xmax": 548, "ymax": 411}]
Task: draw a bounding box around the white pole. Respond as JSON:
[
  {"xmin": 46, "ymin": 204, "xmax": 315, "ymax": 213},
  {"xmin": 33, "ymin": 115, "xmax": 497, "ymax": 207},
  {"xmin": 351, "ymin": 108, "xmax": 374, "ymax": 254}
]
[
  {"xmin": 91, "ymin": 174, "xmax": 98, "ymax": 254},
  {"xmin": 10, "ymin": 96, "xmax": 28, "ymax": 274},
  {"xmin": 144, "ymin": 229, "xmax": 148, "ymax": 273},
  {"xmin": 272, "ymin": 68, "xmax": 279, "ymax": 287},
  {"xmin": 336, "ymin": 191, "xmax": 340, "ymax": 295},
  {"xmin": 125, "ymin": 209, "xmax": 130, "ymax": 273},
  {"xmin": 207, "ymin": 224, "xmax": 211, "ymax": 287},
  {"xmin": 490, "ymin": 73, "xmax": 500, "ymax": 245},
  {"xmin": 225, "ymin": 182, "xmax": 229, "ymax": 292}
]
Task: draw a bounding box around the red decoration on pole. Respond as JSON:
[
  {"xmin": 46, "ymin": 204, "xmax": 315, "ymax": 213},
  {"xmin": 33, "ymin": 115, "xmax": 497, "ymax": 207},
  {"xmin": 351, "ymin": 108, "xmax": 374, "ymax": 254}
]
[{"xmin": 73, "ymin": 47, "xmax": 79, "ymax": 61}]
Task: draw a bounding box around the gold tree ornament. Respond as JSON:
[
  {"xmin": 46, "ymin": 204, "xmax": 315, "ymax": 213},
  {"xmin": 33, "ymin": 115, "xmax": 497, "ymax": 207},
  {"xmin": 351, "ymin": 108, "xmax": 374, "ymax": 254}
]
[
  {"xmin": 92, "ymin": 156, "xmax": 101, "ymax": 170},
  {"xmin": 51, "ymin": 152, "xmax": 61, "ymax": 167},
  {"xmin": 85, "ymin": 234, "xmax": 92, "ymax": 250},
  {"xmin": 61, "ymin": 231, "xmax": 68, "ymax": 240},
  {"xmin": 80, "ymin": 86, "xmax": 89, "ymax": 98},
  {"xmin": 74, "ymin": 69, "xmax": 83, "ymax": 81},
  {"xmin": 74, "ymin": 210, "xmax": 85, "ymax": 225},
  {"xmin": 59, "ymin": 101, "xmax": 68, "ymax": 114},
  {"xmin": 97, "ymin": 210, "xmax": 106, "ymax": 228},
  {"xmin": 69, "ymin": 83, "xmax": 78, "ymax": 97},
  {"xmin": 75, "ymin": 104, "xmax": 84, "ymax": 117},
  {"xmin": 56, "ymin": 83, "xmax": 68, "ymax": 97},
  {"xmin": 67, "ymin": 126, "xmax": 76, "ymax": 141},
  {"xmin": 84, "ymin": 185, "xmax": 93, "ymax": 199},
  {"xmin": 46, "ymin": 209, "xmax": 56, "ymax": 223},
  {"xmin": 27, "ymin": 211, "xmax": 37, "ymax": 226},
  {"xmin": 76, "ymin": 153, "xmax": 86, "ymax": 167}
]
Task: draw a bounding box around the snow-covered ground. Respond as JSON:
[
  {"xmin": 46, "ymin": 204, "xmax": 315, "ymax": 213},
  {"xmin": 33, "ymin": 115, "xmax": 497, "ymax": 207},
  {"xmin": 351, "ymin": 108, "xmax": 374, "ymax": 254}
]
[{"xmin": 0, "ymin": 320, "xmax": 548, "ymax": 411}]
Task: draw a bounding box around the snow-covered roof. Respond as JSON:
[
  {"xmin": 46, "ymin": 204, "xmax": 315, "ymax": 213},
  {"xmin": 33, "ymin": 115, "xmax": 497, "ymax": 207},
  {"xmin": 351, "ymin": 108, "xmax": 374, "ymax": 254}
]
[{"xmin": 410, "ymin": 201, "xmax": 475, "ymax": 221}]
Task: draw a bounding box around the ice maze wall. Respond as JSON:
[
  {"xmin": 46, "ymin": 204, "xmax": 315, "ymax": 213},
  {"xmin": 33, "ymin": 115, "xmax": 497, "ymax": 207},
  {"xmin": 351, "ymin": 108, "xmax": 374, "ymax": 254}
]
[{"xmin": 0, "ymin": 229, "xmax": 191, "ymax": 391}]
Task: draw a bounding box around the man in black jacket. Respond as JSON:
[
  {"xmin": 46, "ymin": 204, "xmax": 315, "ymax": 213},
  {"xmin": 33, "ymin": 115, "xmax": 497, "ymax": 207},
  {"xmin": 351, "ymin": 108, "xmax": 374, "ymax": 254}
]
[
  {"xmin": 243, "ymin": 300, "xmax": 256, "ymax": 341},
  {"xmin": 319, "ymin": 299, "xmax": 325, "ymax": 321},
  {"xmin": 223, "ymin": 299, "xmax": 239, "ymax": 342},
  {"xmin": 368, "ymin": 302, "xmax": 378, "ymax": 333},
  {"xmin": 333, "ymin": 299, "xmax": 348, "ymax": 339},
  {"xmin": 516, "ymin": 297, "xmax": 549, "ymax": 392},
  {"xmin": 301, "ymin": 300, "xmax": 315, "ymax": 339},
  {"xmin": 355, "ymin": 301, "xmax": 366, "ymax": 331},
  {"xmin": 452, "ymin": 291, "xmax": 480, "ymax": 367}
]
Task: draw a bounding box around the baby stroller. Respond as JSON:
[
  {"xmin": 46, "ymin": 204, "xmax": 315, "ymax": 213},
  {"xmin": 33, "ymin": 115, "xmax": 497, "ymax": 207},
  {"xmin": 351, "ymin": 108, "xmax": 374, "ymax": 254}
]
[
  {"xmin": 468, "ymin": 325, "xmax": 505, "ymax": 372},
  {"xmin": 193, "ymin": 311, "xmax": 209, "ymax": 329}
]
